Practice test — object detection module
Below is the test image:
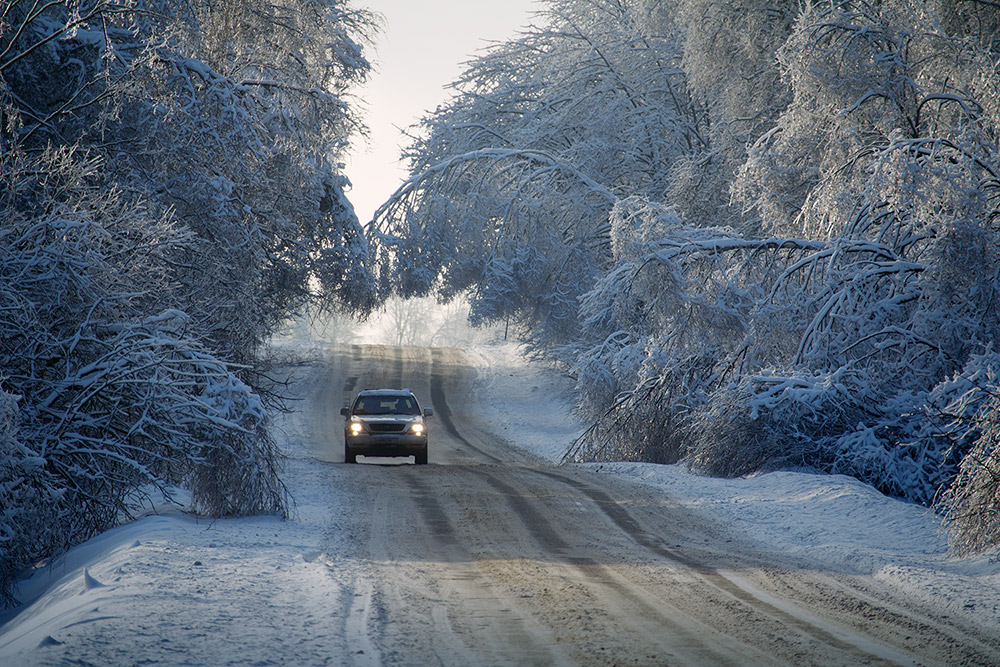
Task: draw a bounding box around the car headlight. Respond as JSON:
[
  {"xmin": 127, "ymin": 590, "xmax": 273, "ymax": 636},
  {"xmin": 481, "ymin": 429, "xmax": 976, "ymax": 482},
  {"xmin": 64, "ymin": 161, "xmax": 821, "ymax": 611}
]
[
  {"xmin": 350, "ymin": 422, "xmax": 363, "ymax": 435},
  {"xmin": 410, "ymin": 422, "xmax": 424, "ymax": 435}
]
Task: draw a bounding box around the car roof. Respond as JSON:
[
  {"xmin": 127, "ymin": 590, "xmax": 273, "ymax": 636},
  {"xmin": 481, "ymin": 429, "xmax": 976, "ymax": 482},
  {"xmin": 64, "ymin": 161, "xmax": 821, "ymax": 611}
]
[{"xmin": 356, "ymin": 388, "xmax": 415, "ymax": 397}]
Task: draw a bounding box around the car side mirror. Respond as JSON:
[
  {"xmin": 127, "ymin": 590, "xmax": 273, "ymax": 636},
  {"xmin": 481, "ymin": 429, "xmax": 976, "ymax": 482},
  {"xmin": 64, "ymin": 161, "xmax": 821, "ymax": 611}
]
[
  {"xmin": 340, "ymin": 407, "xmax": 350, "ymax": 417},
  {"xmin": 423, "ymin": 408, "xmax": 434, "ymax": 418}
]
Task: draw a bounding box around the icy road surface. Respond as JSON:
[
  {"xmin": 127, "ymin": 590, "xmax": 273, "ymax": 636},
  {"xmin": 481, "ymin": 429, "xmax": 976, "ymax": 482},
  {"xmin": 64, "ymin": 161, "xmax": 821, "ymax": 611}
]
[
  {"xmin": 307, "ymin": 345, "xmax": 999, "ymax": 665},
  {"xmin": 2, "ymin": 343, "xmax": 1000, "ymax": 665}
]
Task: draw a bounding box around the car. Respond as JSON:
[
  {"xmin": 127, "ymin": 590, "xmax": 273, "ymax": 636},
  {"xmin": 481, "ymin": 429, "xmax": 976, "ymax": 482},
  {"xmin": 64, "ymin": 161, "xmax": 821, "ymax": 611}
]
[{"xmin": 341, "ymin": 388, "xmax": 433, "ymax": 464}]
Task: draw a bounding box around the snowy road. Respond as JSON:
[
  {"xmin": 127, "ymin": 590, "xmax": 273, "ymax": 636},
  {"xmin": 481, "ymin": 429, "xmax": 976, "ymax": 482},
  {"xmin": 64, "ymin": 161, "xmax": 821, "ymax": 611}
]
[
  {"xmin": 3, "ymin": 343, "xmax": 1000, "ymax": 665},
  {"xmin": 307, "ymin": 345, "xmax": 1000, "ymax": 666}
]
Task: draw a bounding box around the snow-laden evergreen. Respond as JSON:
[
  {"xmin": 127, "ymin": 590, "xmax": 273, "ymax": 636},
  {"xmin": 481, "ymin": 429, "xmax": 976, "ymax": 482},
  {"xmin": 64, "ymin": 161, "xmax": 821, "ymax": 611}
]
[
  {"xmin": 372, "ymin": 0, "xmax": 1000, "ymax": 553},
  {"xmin": 0, "ymin": 0, "xmax": 377, "ymax": 605}
]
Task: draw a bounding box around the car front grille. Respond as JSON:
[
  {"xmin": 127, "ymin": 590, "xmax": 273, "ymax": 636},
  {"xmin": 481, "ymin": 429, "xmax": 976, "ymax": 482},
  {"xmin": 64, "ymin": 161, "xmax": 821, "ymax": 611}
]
[{"xmin": 367, "ymin": 423, "xmax": 407, "ymax": 433}]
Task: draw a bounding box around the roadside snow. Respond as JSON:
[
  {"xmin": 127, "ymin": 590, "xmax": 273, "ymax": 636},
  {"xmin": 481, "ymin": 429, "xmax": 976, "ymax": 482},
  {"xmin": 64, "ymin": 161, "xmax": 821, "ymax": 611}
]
[
  {"xmin": 468, "ymin": 340, "xmax": 1000, "ymax": 629},
  {"xmin": 0, "ymin": 359, "xmax": 366, "ymax": 665},
  {"xmin": 462, "ymin": 342, "xmax": 581, "ymax": 463}
]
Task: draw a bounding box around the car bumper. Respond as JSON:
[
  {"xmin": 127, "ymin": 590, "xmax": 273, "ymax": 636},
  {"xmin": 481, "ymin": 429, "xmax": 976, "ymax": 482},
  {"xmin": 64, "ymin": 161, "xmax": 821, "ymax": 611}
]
[{"xmin": 346, "ymin": 434, "xmax": 427, "ymax": 458}]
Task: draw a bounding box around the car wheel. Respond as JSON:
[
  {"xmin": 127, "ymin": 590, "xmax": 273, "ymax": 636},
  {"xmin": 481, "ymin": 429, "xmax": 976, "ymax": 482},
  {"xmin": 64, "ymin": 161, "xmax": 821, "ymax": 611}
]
[
  {"xmin": 414, "ymin": 448, "xmax": 428, "ymax": 465},
  {"xmin": 344, "ymin": 443, "xmax": 357, "ymax": 464}
]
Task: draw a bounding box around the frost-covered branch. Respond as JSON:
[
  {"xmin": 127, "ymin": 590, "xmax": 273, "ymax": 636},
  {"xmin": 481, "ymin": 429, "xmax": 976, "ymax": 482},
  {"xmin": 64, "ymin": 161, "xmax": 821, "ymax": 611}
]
[
  {"xmin": 0, "ymin": 0, "xmax": 379, "ymax": 605},
  {"xmin": 371, "ymin": 0, "xmax": 700, "ymax": 344}
]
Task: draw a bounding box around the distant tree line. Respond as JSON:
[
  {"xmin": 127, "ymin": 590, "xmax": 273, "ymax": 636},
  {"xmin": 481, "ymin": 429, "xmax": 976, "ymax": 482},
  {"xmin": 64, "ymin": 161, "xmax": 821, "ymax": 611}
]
[
  {"xmin": 0, "ymin": 0, "xmax": 378, "ymax": 605},
  {"xmin": 372, "ymin": 0, "xmax": 1000, "ymax": 554}
]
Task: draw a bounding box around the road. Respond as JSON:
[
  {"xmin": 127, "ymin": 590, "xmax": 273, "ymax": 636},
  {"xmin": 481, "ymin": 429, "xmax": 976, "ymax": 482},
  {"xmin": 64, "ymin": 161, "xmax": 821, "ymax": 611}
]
[{"xmin": 306, "ymin": 344, "xmax": 1000, "ymax": 666}]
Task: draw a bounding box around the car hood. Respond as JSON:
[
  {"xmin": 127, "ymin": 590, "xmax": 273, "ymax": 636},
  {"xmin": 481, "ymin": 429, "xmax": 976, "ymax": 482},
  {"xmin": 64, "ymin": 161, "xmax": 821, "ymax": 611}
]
[{"xmin": 353, "ymin": 415, "xmax": 422, "ymax": 424}]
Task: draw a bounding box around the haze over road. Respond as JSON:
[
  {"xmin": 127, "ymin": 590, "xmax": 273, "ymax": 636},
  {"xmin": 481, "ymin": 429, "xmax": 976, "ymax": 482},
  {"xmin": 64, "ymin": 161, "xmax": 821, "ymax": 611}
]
[{"xmin": 310, "ymin": 345, "xmax": 1000, "ymax": 666}]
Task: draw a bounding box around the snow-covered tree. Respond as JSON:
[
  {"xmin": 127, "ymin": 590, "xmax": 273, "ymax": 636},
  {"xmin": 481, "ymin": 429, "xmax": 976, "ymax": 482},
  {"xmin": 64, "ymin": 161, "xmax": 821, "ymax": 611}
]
[
  {"xmin": 372, "ymin": 0, "xmax": 702, "ymax": 348},
  {"xmin": 0, "ymin": 145, "xmax": 285, "ymax": 605},
  {"xmin": 373, "ymin": 0, "xmax": 1000, "ymax": 552},
  {"xmin": 0, "ymin": 0, "xmax": 378, "ymax": 603},
  {"xmin": 3, "ymin": 0, "xmax": 378, "ymax": 362},
  {"xmin": 670, "ymin": 0, "xmax": 796, "ymax": 232},
  {"xmin": 569, "ymin": 1, "xmax": 1000, "ymax": 550}
]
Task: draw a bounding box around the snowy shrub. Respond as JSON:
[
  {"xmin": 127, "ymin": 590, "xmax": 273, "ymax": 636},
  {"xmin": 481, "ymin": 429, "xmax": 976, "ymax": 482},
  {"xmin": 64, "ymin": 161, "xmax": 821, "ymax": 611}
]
[
  {"xmin": 0, "ymin": 144, "xmax": 291, "ymax": 605},
  {"xmin": 928, "ymin": 353, "xmax": 1000, "ymax": 554},
  {"xmin": 686, "ymin": 379, "xmax": 803, "ymax": 479},
  {"xmin": 569, "ymin": 348, "xmax": 718, "ymax": 465},
  {"xmin": 0, "ymin": 387, "xmax": 62, "ymax": 608},
  {"xmin": 690, "ymin": 369, "xmax": 867, "ymax": 478},
  {"xmin": 940, "ymin": 386, "xmax": 1000, "ymax": 556}
]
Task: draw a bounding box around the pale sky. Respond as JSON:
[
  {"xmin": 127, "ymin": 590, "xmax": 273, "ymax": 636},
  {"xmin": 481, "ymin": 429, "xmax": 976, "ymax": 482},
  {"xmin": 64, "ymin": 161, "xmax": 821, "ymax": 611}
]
[{"xmin": 344, "ymin": 0, "xmax": 538, "ymax": 225}]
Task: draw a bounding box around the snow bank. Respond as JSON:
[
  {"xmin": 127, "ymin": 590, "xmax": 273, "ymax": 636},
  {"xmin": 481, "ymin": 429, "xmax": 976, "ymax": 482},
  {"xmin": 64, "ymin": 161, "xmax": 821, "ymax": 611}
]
[
  {"xmin": 0, "ymin": 360, "xmax": 360, "ymax": 665},
  {"xmin": 0, "ymin": 516, "xmax": 169, "ymax": 655},
  {"xmin": 592, "ymin": 464, "xmax": 1000, "ymax": 615},
  {"xmin": 463, "ymin": 341, "xmax": 583, "ymax": 463}
]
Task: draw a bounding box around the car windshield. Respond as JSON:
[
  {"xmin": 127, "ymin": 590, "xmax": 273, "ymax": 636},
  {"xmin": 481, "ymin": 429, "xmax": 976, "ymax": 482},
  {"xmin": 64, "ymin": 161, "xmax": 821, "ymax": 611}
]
[{"xmin": 352, "ymin": 395, "xmax": 419, "ymax": 416}]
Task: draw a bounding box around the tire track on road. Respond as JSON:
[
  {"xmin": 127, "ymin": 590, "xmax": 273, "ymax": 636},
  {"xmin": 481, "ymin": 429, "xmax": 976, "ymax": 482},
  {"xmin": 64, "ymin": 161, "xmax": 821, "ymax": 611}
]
[
  {"xmin": 395, "ymin": 469, "xmax": 572, "ymax": 665},
  {"xmin": 426, "ymin": 346, "xmax": 910, "ymax": 664},
  {"xmin": 426, "ymin": 350, "xmax": 752, "ymax": 663},
  {"xmin": 531, "ymin": 467, "xmax": 920, "ymax": 666},
  {"xmin": 462, "ymin": 464, "xmax": 759, "ymax": 666},
  {"xmin": 317, "ymin": 345, "xmax": 1000, "ymax": 666},
  {"xmin": 430, "ymin": 348, "xmax": 500, "ymax": 463}
]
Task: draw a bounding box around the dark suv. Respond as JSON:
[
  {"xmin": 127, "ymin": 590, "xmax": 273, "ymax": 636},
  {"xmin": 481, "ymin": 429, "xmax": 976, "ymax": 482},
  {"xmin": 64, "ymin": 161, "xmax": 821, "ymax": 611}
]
[{"xmin": 341, "ymin": 389, "xmax": 433, "ymax": 464}]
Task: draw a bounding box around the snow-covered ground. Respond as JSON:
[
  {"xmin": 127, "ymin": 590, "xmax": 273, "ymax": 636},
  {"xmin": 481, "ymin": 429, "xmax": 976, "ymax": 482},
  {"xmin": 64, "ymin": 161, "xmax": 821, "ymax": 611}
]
[
  {"xmin": 0, "ymin": 347, "xmax": 371, "ymax": 665},
  {"xmin": 2, "ymin": 340, "xmax": 999, "ymax": 664},
  {"xmin": 469, "ymin": 341, "xmax": 1000, "ymax": 629}
]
